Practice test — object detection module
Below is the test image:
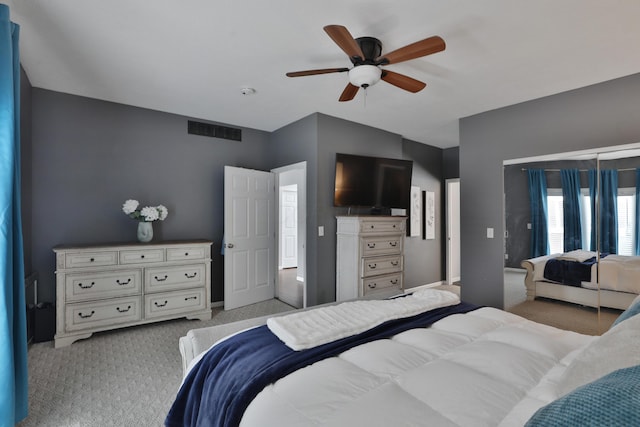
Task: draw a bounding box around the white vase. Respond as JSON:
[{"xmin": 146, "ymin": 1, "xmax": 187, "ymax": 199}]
[{"xmin": 137, "ymin": 221, "xmax": 153, "ymax": 243}]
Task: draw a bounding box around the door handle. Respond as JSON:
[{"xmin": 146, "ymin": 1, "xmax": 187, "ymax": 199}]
[{"xmin": 226, "ymin": 243, "xmax": 234, "ymax": 249}]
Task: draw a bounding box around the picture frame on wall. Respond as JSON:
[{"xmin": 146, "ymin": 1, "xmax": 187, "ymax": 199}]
[
  {"xmin": 410, "ymin": 186, "xmax": 421, "ymax": 237},
  {"xmin": 425, "ymin": 190, "xmax": 435, "ymax": 239}
]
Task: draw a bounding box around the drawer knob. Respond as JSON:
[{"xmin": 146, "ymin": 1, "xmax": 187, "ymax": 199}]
[
  {"xmin": 390, "ymin": 279, "xmax": 398, "ymax": 285},
  {"xmin": 184, "ymin": 252, "xmax": 189, "ymax": 256},
  {"xmin": 116, "ymin": 278, "xmax": 131, "ymax": 286},
  {"xmin": 389, "ymin": 242, "xmax": 397, "ymax": 247},
  {"xmin": 367, "ymin": 243, "xmax": 376, "ymax": 249},
  {"xmin": 370, "ymin": 225, "xmax": 374, "ymax": 229},
  {"xmin": 90, "ymin": 258, "xmax": 95, "ymax": 262},
  {"xmin": 78, "ymin": 281, "xmax": 95, "ymax": 289},
  {"xmin": 368, "ymin": 283, "xmax": 377, "ymax": 289},
  {"xmin": 184, "ymin": 296, "xmax": 198, "ymax": 301},
  {"xmin": 78, "ymin": 310, "xmax": 95, "ymax": 319},
  {"xmin": 368, "ymin": 263, "xmax": 377, "ymax": 269},
  {"xmin": 154, "ymin": 275, "xmax": 168, "ymax": 282},
  {"xmin": 116, "ymin": 305, "xmax": 131, "ymax": 313},
  {"xmin": 140, "ymin": 255, "xmax": 145, "ymax": 259},
  {"xmin": 391, "ymin": 261, "xmax": 399, "ymax": 266},
  {"xmin": 154, "ymin": 300, "xmax": 168, "ymax": 308},
  {"xmin": 185, "ymin": 272, "xmax": 198, "ymax": 279}
]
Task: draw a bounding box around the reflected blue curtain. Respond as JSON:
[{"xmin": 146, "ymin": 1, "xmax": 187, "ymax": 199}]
[
  {"xmin": 588, "ymin": 170, "xmax": 597, "ymax": 251},
  {"xmin": 589, "ymin": 169, "xmax": 618, "ymax": 254},
  {"xmin": 560, "ymin": 169, "xmax": 582, "ymax": 251},
  {"xmin": 527, "ymin": 169, "xmax": 549, "ymax": 257},
  {"xmin": 635, "ymin": 169, "xmax": 640, "ymax": 255},
  {"xmin": 0, "ymin": 5, "xmax": 28, "ymax": 425}
]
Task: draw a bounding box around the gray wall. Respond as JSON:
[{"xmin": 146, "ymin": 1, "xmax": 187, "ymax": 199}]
[
  {"xmin": 402, "ymin": 139, "xmax": 444, "ymax": 286},
  {"xmin": 269, "ymin": 114, "xmax": 320, "ymax": 305},
  {"xmin": 271, "ymin": 113, "xmax": 448, "ymax": 305},
  {"xmin": 26, "ymin": 89, "xmax": 450, "ymax": 307},
  {"xmin": 460, "ymin": 72, "xmax": 640, "ymax": 308},
  {"xmin": 31, "ymin": 89, "xmax": 272, "ymax": 303}
]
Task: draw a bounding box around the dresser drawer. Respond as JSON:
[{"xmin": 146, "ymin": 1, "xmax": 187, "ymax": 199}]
[
  {"xmin": 144, "ymin": 264, "xmax": 206, "ymax": 293},
  {"xmin": 65, "ymin": 296, "xmax": 141, "ymax": 331},
  {"xmin": 144, "ymin": 288, "xmax": 206, "ymax": 319},
  {"xmin": 362, "ymin": 273, "xmax": 403, "ymax": 296},
  {"xmin": 361, "ymin": 255, "xmax": 403, "ymax": 278},
  {"xmin": 64, "ymin": 251, "xmax": 118, "ymax": 269},
  {"xmin": 119, "ymin": 249, "xmax": 165, "ymax": 264},
  {"xmin": 361, "ymin": 236, "xmax": 403, "ymax": 257},
  {"xmin": 166, "ymin": 246, "xmax": 207, "ymax": 262},
  {"xmin": 65, "ymin": 269, "xmax": 142, "ymax": 302},
  {"xmin": 360, "ymin": 219, "xmax": 405, "ymax": 234}
]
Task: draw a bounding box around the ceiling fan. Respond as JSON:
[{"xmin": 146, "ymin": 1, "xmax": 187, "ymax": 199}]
[{"xmin": 286, "ymin": 25, "xmax": 446, "ymax": 102}]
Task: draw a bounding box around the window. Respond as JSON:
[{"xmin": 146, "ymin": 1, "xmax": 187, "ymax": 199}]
[{"xmin": 546, "ymin": 188, "xmax": 636, "ymax": 255}]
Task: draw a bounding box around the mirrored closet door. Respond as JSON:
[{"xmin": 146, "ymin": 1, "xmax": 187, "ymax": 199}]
[{"xmin": 503, "ymin": 144, "xmax": 640, "ymax": 334}]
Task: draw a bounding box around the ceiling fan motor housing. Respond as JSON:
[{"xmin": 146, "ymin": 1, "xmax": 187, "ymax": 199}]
[{"xmin": 354, "ymin": 37, "xmax": 382, "ymax": 64}]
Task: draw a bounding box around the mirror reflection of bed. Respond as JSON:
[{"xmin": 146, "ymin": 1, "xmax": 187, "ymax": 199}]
[{"xmin": 503, "ymin": 145, "xmax": 640, "ymax": 334}]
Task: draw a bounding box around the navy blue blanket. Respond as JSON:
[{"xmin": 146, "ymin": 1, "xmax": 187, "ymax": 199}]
[
  {"xmin": 544, "ymin": 257, "xmax": 597, "ymax": 286},
  {"xmin": 165, "ymin": 301, "xmax": 479, "ymax": 427}
]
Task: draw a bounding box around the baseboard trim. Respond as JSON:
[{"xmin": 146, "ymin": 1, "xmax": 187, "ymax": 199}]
[{"xmin": 211, "ymin": 301, "xmax": 224, "ymax": 308}]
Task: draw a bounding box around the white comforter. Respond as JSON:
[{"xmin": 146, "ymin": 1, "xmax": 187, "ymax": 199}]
[{"xmin": 239, "ymin": 307, "xmax": 596, "ymax": 427}]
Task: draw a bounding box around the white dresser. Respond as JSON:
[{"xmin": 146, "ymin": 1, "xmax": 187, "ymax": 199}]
[
  {"xmin": 53, "ymin": 240, "xmax": 212, "ymax": 347},
  {"xmin": 336, "ymin": 216, "xmax": 406, "ymax": 301}
]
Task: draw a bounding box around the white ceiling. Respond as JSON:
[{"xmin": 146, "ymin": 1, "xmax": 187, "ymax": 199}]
[{"xmin": 6, "ymin": 1, "xmax": 640, "ymax": 148}]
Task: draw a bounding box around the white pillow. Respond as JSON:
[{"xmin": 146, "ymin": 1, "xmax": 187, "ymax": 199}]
[{"xmin": 554, "ymin": 313, "xmax": 640, "ymax": 397}]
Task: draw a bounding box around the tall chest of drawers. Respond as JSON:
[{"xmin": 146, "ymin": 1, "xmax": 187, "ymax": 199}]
[
  {"xmin": 336, "ymin": 216, "xmax": 406, "ymax": 301},
  {"xmin": 53, "ymin": 240, "xmax": 212, "ymax": 347}
]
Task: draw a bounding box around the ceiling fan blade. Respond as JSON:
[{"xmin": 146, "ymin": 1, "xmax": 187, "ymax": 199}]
[
  {"xmin": 286, "ymin": 68, "xmax": 349, "ymax": 77},
  {"xmin": 324, "ymin": 25, "xmax": 365, "ymax": 61},
  {"xmin": 381, "ymin": 70, "xmax": 426, "ymax": 93},
  {"xmin": 376, "ymin": 36, "xmax": 445, "ymax": 65},
  {"xmin": 339, "ymin": 83, "xmax": 359, "ymax": 102}
]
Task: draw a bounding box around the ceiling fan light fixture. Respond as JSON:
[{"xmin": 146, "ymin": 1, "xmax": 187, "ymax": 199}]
[{"xmin": 348, "ymin": 65, "xmax": 382, "ymax": 88}]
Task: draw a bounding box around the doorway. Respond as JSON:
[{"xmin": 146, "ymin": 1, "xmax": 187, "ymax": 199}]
[
  {"xmin": 273, "ymin": 162, "xmax": 307, "ymax": 309},
  {"xmin": 446, "ymin": 179, "xmax": 461, "ymax": 285}
]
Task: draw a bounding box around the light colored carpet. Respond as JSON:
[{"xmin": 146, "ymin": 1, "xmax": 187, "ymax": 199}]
[
  {"xmin": 18, "ymin": 299, "xmax": 294, "ymax": 427},
  {"xmin": 502, "ymin": 268, "xmax": 621, "ymax": 335},
  {"xmin": 507, "ymin": 298, "xmax": 619, "ymax": 335}
]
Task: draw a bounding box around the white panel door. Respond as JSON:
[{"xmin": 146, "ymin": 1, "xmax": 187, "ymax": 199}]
[
  {"xmin": 280, "ymin": 187, "xmax": 298, "ymax": 269},
  {"xmin": 224, "ymin": 166, "xmax": 275, "ymax": 310}
]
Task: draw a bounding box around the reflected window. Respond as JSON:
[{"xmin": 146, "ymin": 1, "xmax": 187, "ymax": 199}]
[{"xmin": 546, "ymin": 188, "xmax": 636, "ymax": 255}]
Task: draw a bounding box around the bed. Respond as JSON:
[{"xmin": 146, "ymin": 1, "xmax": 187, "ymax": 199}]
[
  {"xmin": 521, "ymin": 249, "xmax": 640, "ymax": 310},
  {"xmin": 167, "ymin": 289, "xmax": 640, "ymax": 426}
]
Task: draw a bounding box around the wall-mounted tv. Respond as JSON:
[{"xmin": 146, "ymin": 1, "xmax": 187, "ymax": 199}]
[{"xmin": 334, "ymin": 153, "xmax": 413, "ymax": 210}]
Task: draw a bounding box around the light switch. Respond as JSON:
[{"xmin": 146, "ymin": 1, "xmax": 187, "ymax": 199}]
[
  {"xmin": 527, "ymin": 223, "xmax": 532, "ymax": 230},
  {"xmin": 318, "ymin": 226, "xmax": 324, "ymax": 237},
  {"xmin": 487, "ymin": 228, "xmax": 494, "ymax": 238}
]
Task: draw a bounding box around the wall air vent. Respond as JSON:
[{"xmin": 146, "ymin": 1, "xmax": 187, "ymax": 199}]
[{"xmin": 187, "ymin": 120, "xmax": 242, "ymax": 141}]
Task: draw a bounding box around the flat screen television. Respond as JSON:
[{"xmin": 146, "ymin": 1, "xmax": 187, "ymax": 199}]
[{"xmin": 334, "ymin": 153, "xmax": 413, "ymax": 210}]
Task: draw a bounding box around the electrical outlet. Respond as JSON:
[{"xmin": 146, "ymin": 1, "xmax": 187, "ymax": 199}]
[
  {"xmin": 487, "ymin": 228, "xmax": 494, "ymax": 238},
  {"xmin": 318, "ymin": 226, "xmax": 324, "ymax": 237}
]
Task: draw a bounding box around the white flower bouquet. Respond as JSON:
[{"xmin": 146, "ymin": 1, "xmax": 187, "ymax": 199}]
[{"xmin": 122, "ymin": 199, "xmax": 168, "ymax": 222}]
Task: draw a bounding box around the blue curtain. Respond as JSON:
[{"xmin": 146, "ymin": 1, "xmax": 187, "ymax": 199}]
[
  {"xmin": 0, "ymin": 5, "xmax": 28, "ymax": 425},
  {"xmin": 588, "ymin": 170, "xmax": 597, "ymax": 251},
  {"xmin": 589, "ymin": 169, "xmax": 618, "ymax": 254},
  {"xmin": 560, "ymin": 169, "xmax": 582, "ymax": 251},
  {"xmin": 527, "ymin": 169, "xmax": 549, "ymax": 257},
  {"xmin": 635, "ymin": 169, "xmax": 640, "ymax": 255}
]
